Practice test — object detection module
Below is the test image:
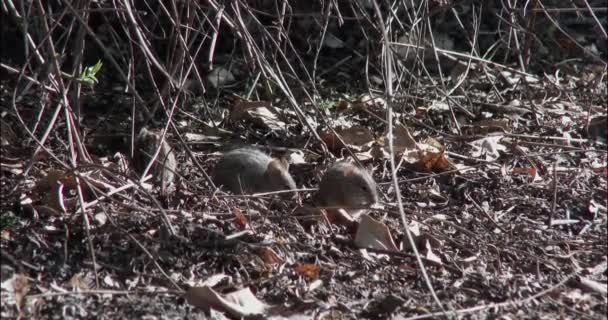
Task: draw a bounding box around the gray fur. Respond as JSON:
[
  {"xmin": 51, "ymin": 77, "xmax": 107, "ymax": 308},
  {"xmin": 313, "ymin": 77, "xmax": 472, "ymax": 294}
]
[
  {"xmin": 212, "ymin": 148, "xmax": 296, "ymax": 194},
  {"xmin": 318, "ymin": 162, "xmax": 378, "ymax": 208}
]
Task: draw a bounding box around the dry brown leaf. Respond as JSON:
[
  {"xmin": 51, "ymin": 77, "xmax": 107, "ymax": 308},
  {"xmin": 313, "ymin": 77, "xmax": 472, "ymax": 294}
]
[
  {"xmin": 1, "ymin": 229, "xmax": 11, "ymax": 241},
  {"xmin": 417, "ymin": 149, "xmax": 456, "ymax": 172},
  {"xmin": 512, "ymin": 167, "xmax": 535, "ymax": 176},
  {"xmin": 354, "ymin": 214, "xmax": 398, "ymax": 251},
  {"xmin": 322, "ymin": 126, "xmax": 375, "ymax": 153},
  {"xmin": 294, "ymin": 263, "xmax": 321, "ymax": 279},
  {"xmin": 390, "ymin": 124, "xmax": 418, "ymax": 153},
  {"xmin": 232, "ymin": 208, "xmax": 248, "ymax": 230},
  {"xmin": 230, "ymin": 100, "xmax": 285, "ymax": 131},
  {"xmin": 69, "ymin": 274, "xmax": 90, "ymax": 291},
  {"xmin": 257, "ymin": 247, "xmax": 283, "ymax": 265}
]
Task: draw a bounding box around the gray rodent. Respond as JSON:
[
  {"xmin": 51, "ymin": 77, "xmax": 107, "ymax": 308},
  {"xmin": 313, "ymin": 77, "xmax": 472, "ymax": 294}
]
[
  {"xmin": 212, "ymin": 148, "xmax": 297, "ymax": 195},
  {"xmin": 317, "ymin": 162, "xmax": 378, "ymax": 210},
  {"xmin": 133, "ymin": 127, "xmax": 177, "ymax": 188}
]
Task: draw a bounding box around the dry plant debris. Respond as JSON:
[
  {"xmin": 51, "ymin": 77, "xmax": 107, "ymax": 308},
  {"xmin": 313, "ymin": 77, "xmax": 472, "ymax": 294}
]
[{"xmin": 1, "ymin": 1, "xmax": 607, "ymax": 319}]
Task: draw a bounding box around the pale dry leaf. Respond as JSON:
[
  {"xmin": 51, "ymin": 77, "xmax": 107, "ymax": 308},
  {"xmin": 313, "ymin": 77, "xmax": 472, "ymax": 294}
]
[
  {"xmin": 469, "ymin": 136, "xmax": 507, "ymax": 161},
  {"xmin": 424, "ymin": 241, "xmax": 443, "ymax": 266},
  {"xmin": 69, "ymin": 274, "xmax": 89, "ymax": 291},
  {"xmin": 287, "ymin": 150, "xmax": 306, "ymax": 165},
  {"xmin": 185, "ymin": 286, "xmax": 267, "ymax": 318},
  {"xmin": 322, "ymin": 126, "xmax": 375, "ymax": 153},
  {"xmin": 354, "ymin": 214, "xmax": 398, "ymax": 251},
  {"xmin": 391, "ymin": 124, "xmax": 418, "ymax": 152},
  {"xmin": 207, "ymin": 66, "xmax": 235, "ymax": 88},
  {"xmin": 231, "ymin": 100, "xmax": 286, "ymax": 131},
  {"xmin": 201, "ymin": 274, "xmax": 230, "ymax": 287}
]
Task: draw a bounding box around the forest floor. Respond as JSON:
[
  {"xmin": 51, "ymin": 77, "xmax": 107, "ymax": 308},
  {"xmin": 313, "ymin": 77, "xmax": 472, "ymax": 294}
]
[{"xmin": 1, "ymin": 60, "xmax": 607, "ymax": 319}]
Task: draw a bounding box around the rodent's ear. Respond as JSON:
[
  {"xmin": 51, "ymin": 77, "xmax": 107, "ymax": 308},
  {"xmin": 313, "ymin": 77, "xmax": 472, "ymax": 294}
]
[{"xmin": 267, "ymin": 158, "xmax": 289, "ymax": 173}]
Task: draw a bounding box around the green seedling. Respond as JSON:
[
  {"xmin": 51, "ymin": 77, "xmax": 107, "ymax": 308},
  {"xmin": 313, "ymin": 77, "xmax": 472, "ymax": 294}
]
[{"xmin": 79, "ymin": 60, "xmax": 103, "ymax": 85}]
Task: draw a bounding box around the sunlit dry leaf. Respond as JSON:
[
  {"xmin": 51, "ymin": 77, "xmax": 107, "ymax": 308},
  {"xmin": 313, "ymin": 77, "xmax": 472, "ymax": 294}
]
[
  {"xmin": 103, "ymin": 274, "xmax": 119, "ymax": 288},
  {"xmin": 294, "ymin": 263, "xmax": 321, "ymax": 279},
  {"xmin": 391, "ymin": 124, "xmax": 418, "ymax": 153},
  {"xmin": 287, "ymin": 150, "xmax": 306, "ymax": 165},
  {"xmin": 201, "ymin": 274, "xmax": 230, "ymax": 287},
  {"xmin": 424, "ymin": 241, "xmax": 443, "ymax": 266},
  {"xmin": 354, "ymin": 94, "xmax": 386, "ymax": 115},
  {"xmin": 469, "ymin": 136, "xmax": 507, "ymax": 161},
  {"xmin": 230, "ymin": 100, "xmax": 286, "ymax": 131},
  {"xmin": 247, "ymin": 106, "xmax": 286, "ymax": 131},
  {"xmin": 354, "ymin": 214, "xmax": 398, "ymax": 251},
  {"xmin": 184, "ymin": 129, "xmax": 231, "ymax": 143},
  {"xmin": 185, "ymin": 286, "xmax": 267, "ymax": 318},
  {"xmin": 94, "ymin": 212, "xmax": 107, "ymax": 226},
  {"xmin": 69, "ymin": 274, "xmax": 89, "ymax": 291},
  {"xmin": 13, "ymin": 274, "xmax": 29, "ymax": 312},
  {"xmin": 512, "ymin": 167, "xmax": 537, "ymax": 179},
  {"xmin": 1, "ymin": 230, "xmax": 11, "ymax": 241},
  {"xmin": 418, "ymin": 149, "xmax": 456, "ymax": 172},
  {"xmin": 232, "ymin": 208, "xmax": 248, "ymax": 230},
  {"xmin": 257, "ymin": 247, "xmax": 284, "ymax": 265},
  {"xmin": 321, "ymin": 126, "xmax": 375, "ymax": 154},
  {"xmin": 353, "ymin": 150, "xmax": 375, "ymax": 162}
]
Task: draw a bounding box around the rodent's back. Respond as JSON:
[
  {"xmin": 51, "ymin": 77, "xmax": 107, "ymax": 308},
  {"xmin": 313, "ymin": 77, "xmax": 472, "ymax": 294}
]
[
  {"xmin": 318, "ymin": 162, "xmax": 378, "ymax": 208},
  {"xmin": 212, "ymin": 148, "xmax": 296, "ymax": 194}
]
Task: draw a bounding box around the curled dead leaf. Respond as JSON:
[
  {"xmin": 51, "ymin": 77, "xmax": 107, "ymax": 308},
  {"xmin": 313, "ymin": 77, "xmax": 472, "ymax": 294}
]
[
  {"xmin": 257, "ymin": 247, "xmax": 284, "ymax": 265},
  {"xmin": 294, "ymin": 263, "xmax": 321, "ymax": 279},
  {"xmin": 232, "ymin": 208, "xmax": 248, "ymax": 230}
]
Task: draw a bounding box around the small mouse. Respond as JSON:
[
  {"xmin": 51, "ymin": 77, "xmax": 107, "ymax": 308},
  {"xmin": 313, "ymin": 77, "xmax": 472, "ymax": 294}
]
[
  {"xmin": 133, "ymin": 127, "xmax": 177, "ymax": 189},
  {"xmin": 212, "ymin": 148, "xmax": 297, "ymax": 195},
  {"xmin": 317, "ymin": 162, "xmax": 378, "ymax": 212}
]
